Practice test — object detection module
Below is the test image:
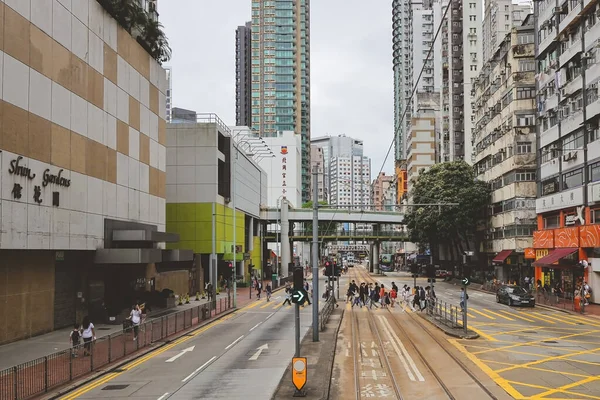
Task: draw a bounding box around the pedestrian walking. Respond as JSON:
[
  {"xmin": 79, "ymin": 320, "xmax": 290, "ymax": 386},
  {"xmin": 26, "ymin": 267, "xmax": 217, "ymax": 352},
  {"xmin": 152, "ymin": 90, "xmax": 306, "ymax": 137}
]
[
  {"xmin": 283, "ymin": 287, "xmax": 292, "ymax": 305},
  {"xmin": 70, "ymin": 324, "xmax": 81, "ymax": 358},
  {"xmin": 266, "ymin": 283, "xmax": 272, "ymax": 301},
  {"xmin": 379, "ymin": 284, "xmax": 386, "ymax": 307},
  {"xmin": 460, "ymin": 287, "xmax": 467, "ymax": 311},
  {"xmin": 390, "ymin": 287, "xmax": 397, "ymax": 308},
  {"xmin": 128, "ymin": 304, "xmax": 142, "ymax": 341},
  {"xmin": 81, "ymin": 316, "xmax": 95, "ymax": 357}
]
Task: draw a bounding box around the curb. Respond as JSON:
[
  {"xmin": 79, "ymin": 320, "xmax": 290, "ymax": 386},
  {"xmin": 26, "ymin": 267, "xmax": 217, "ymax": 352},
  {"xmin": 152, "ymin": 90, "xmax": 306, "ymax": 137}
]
[
  {"xmin": 416, "ymin": 311, "xmax": 480, "ymax": 340},
  {"xmin": 42, "ymin": 308, "xmax": 238, "ymax": 400}
]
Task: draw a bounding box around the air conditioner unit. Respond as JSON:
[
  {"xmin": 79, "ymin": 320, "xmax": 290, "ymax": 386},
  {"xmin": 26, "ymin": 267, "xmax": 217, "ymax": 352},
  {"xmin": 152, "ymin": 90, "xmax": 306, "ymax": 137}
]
[{"xmin": 583, "ymin": 52, "xmax": 593, "ymax": 59}]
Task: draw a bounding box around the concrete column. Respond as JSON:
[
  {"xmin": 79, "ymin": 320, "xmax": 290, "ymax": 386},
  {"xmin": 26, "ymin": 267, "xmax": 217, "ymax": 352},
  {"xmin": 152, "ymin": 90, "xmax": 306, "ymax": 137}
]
[
  {"xmin": 281, "ymin": 198, "xmax": 290, "ymax": 277},
  {"xmin": 369, "ymin": 243, "xmax": 374, "ymax": 273},
  {"xmin": 248, "ymin": 217, "xmax": 254, "ymax": 252},
  {"xmin": 373, "ymin": 241, "xmax": 380, "ymax": 274}
]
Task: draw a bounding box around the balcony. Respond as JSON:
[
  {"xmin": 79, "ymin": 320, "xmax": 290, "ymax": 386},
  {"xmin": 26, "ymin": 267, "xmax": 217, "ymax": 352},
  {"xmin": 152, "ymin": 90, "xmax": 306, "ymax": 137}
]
[
  {"xmin": 559, "ymin": 39, "xmax": 582, "ymax": 66},
  {"xmin": 545, "ymin": 93, "xmax": 559, "ymax": 111},
  {"xmin": 538, "ymin": 32, "xmax": 556, "ymax": 55},
  {"xmin": 586, "ymin": 96, "xmax": 600, "ymax": 119},
  {"xmin": 587, "ymin": 59, "xmax": 600, "ymax": 85},
  {"xmin": 561, "ymin": 110, "xmax": 584, "ymax": 136},
  {"xmin": 540, "ymin": 158, "xmax": 560, "ymax": 179},
  {"xmin": 540, "ymin": 123, "xmax": 559, "ymax": 148},
  {"xmin": 559, "ymin": 3, "xmax": 582, "ymax": 33},
  {"xmin": 563, "ymin": 75, "xmax": 583, "ymax": 96},
  {"xmin": 586, "ymin": 21, "xmax": 600, "ymax": 52}
]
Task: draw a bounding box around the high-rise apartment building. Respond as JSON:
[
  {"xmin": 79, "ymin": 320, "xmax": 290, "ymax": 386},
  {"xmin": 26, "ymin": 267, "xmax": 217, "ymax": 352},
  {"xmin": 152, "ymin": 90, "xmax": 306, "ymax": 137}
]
[
  {"xmin": 482, "ymin": 0, "xmax": 532, "ymax": 64},
  {"xmin": 372, "ymin": 173, "xmax": 395, "ymax": 211},
  {"xmin": 533, "ymin": 0, "xmax": 600, "ymax": 294},
  {"xmin": 311, "ymin": 135, "xmax": 365, "ymax": 201},
  {"xmin": 310, "ymin": 145, "xmax": 327, "ymax": 202},
  {"xmin": 407, "ymin": 93, "xmax": 439, "ymax": 189},
  {"xmin": 235, "ymin": 22, "xmax": 252, "ymax": 127},
  {"xmin": 250, "ymin": 0, "xmax": 311, "ymax": 202},
  {"xmin": 472, "ymin": 16, "xmax": 537, "ymax": 281},
  {"xmin": 439, "ymin": 0, "xmax": 482, "ymax": 164},
  {"xmin": 393, "ymin": 0, "xmax": 442, "ymax": 164},
  {"xmin": 330, "ymin": 156, "xmax": 371, "ymax": 209}
]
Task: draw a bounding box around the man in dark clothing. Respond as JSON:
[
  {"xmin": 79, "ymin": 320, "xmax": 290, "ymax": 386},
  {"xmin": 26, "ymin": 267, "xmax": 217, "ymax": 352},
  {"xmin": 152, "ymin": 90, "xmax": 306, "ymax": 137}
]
[{"xmin": 392, "ymin": 282, "xmax": 399, "ymax": 293}]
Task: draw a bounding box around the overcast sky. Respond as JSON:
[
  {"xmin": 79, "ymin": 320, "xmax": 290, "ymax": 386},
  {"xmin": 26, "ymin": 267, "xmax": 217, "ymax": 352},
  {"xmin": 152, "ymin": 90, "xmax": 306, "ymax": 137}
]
[{"xmin": 159, "ymin": 1, "xmax": 395, "ymax": 178}]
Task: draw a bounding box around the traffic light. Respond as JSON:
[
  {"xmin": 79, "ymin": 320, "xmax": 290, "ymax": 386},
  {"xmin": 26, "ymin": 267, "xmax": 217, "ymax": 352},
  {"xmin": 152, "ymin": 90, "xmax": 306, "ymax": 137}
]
[
  {"xmin": 228, "ymin": 262, "xmax": 233, "ymax": 269},
  {"xmin": 325, "ymin": 261, "xmax": 333, "ymax": 277},
  {"xmin": 426, "ymin": 264, "xmax": 436, "ymax": 279},
  {"xmin": 293, "ymin": 267, "xmax": 304, "ymax": 290},
  {"xmin": 410, "ymin": 264, "xmax": 419, "ymax": 275}
]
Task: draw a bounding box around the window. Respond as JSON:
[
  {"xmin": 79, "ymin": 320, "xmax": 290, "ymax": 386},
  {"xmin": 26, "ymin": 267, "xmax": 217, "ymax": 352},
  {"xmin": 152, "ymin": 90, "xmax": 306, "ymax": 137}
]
[
  {"xmin": 562, "ymin": 131, "xmax": 584, "ymax": 150},
  {"xmin": 544, "ymin": 214, "xmax": 560, "ymax": 229},
  {"xmin": 515, "ymin": 170, "xmax": 536, "ymax": 181},
  {"xmin": 518, "ymin": 60, "xmax": 535, "ymax": 71},
  {"xmin": 470, "ymin": 15, "xmax": 476, "ymax": 21},
  {"xmin": 589, "ymin": 161, "xmax": 600, "ymax": 182},
  {"xmin": 563, "ymin": 168, "xmax": 584, "ymax": 189},
  {"xmin": 517, "ymin": 33, "xmax": 535, "ymax": 44},
  {"xmin": 471, "ymin": 65, "xmax": 478, "ymax": 71},
  {"xmin": 516, "ymin": 114, "xmax": 535, "ymax": 126},
  {"xmin": 591, "ymin": 209, "xmax": 600, "ymax": 224},
  {"xmin": 505, "ymin": 14, "xmax": 510, "ymax": 20},
  {"xmin": 516, "ymin": 141, "xmax": 532, "ymax": 154},
  {"xmin": 517, "ymin": 87, "xmax": 535, "ymax": 99}
]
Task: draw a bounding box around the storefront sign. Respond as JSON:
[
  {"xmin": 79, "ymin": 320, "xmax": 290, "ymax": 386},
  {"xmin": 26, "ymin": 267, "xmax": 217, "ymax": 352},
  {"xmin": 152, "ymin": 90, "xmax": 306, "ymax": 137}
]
[
  {"xmin": 281, "ymin": 147, "xmax": 287, "ymax": 197},
  {"xmin": 7, "ymin": 156, "xmax": 70, "ymax": 206},
  {"xmin": 536, "ymin": 187, "xmax": 584, "ymax": 213},
  {"xmin": 535, "ymin": 249, "xmax": 549, "ymax": 260},
  {"xmin": 565, "ymin": 206, "xmax": 585, "ymax": 226}
]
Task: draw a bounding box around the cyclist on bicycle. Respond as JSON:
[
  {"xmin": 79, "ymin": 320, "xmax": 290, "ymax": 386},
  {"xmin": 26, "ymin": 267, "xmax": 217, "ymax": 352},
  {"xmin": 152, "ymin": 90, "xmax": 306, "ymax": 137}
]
[{"xmin": 266, "ymin": 283, "xmax": 272, "ymax": 301}]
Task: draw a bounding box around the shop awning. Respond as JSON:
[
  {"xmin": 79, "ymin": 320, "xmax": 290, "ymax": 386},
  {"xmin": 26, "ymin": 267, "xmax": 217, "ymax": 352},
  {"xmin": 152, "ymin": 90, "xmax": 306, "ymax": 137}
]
[
  {"xmin": 533, "ymin": 248, "xmax": 578, "ymax": 266},
  {"xmin": 492, "ymin": 250, "xmax": 513, "ymax": 264}
]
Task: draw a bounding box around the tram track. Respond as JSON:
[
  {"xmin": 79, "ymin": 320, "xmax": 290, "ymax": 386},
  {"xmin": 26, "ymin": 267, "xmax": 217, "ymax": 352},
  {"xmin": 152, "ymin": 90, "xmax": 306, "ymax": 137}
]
[{"xmin": 349, "ymin": 266, "xmax": 498, "ymax": 400}]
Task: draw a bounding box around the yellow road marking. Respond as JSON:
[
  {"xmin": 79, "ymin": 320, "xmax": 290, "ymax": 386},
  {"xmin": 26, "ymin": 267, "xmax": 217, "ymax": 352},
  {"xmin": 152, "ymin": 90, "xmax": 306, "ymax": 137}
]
[
  {"xmin": 519, "ymin": 312, "xmax": 555, "ymax": 324},
  {"xmin": 495, "ymin": 345, "xmax": 600, "ymax": 373},
  {"xmin": 531, "ymin": 376, "xmax": 600, "ymax": 399},
  {"xmin": 272, "ymin": 303, "xmax": 283, "ymax": 309},
  {"xmin": 449, "ymin": 339, "xmax": 525, "ymax": 399},
  {"xmin": 537, "ymin": 313, "xmax": 578, "ymax": 325},
  {"xmin": 499, "ymin": 311, "xmax": 535, "ymax": 323},
  {"xmin": 484, "ymin": 309, "xmax": 515, "ymax": 321},
  {"xmin": 473, "ymin": 329, "xmax": 600, "ymax": 356},
  {"xmin": 488, "ymin": 326, "xmax": 544, "ymax": 337},
  {"xmin": 522, "ymin": 364, "xmax": 592, "ymax": 378},
  {"xmin": 59, "ymin": 311, "xmax": 234, "ymax": 399},
  {"xmin": 244, "ymin": 301, "xmax": 264, "ymax": 310},
  {"xmin": 470, "ymin": 308, "xmax": 496, "ymax": 320},
  {"xmin": 469, "ymin": 325, "xmax": 498, "ymax": 342},
  {"xmin": 505, "ymin": 379, "xmax": 554, "ymax": 391},
  {"xmin": 286, "ymin": 305, "xmax": 292, "ymax": 310},
  {"xmin": 559, "ymin": 313, "xmax": 600, "ymax": 327},
  {"xmin": 467, "ymin": 313, "xmax": 476, "ymax": 318},
  {"xmin": 260, "ymin": 301, "xmax": 274, "ymax": 309}
]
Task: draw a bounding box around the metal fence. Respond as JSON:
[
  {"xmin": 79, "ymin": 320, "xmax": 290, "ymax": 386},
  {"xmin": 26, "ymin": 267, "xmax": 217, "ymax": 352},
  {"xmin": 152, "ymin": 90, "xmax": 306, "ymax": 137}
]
[
  {"xmin": 319, "ymin": 295, "xmax": 337, "ymax": 331},
  {"xmin": 481, "ymin": 281, "xmax": 584, "ymax": 313},
  {"xmin": 426, "ymin": 300, "xmax": 461, "ymax": 329},
  {"xmin": 0, "ymin": 298, "xmax": 232, "ymax": 400}
]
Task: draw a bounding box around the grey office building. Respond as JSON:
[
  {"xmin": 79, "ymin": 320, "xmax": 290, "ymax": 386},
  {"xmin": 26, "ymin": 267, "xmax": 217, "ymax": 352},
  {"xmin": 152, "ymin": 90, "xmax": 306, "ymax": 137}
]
[{"xmin": 235, "ymin": 22, "xmax": 252, "ymax": 127}]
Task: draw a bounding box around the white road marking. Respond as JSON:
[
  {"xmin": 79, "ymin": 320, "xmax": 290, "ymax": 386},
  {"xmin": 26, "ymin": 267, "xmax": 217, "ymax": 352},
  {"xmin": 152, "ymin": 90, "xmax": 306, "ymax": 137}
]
[
  {"xmin": 182, "ymin": 356, "xmax": 216, "ymax": 382},
  {"xmin": 248, "ymin": 343, "xmax": 269, "ymax": 361},
  {"xmin": 165, "ymin": 346, "xmax": 195, "ymax": 363},
  {"xmin": 372, "ymin": 349, "xmax": 378, "ymax": 357},
  {"xmin": 249, "ymin": 322, "xmax": 262, "ymax": 331},
  {"xmin": 378, "ymin": 316, "xmax": 425, "ymax": 382},
  {"xmin": 225, "ymin": 335, "xmax": 244, "ymax": 350},
  {"xmin": 157, "ymin": 393, "xmax": 169, "ymax": 400},
  {"xmin": 266, "ymin": 312, "xmax": 275, "ymax": 320}
]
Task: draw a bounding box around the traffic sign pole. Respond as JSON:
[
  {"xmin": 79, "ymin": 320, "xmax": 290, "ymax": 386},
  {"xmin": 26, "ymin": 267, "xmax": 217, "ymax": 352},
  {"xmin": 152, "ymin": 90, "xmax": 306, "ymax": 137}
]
[
  {"xmin": 462, "ymin": 277, "xmax": 470, "ymax": 336},
  {"xmin": 295, "ymin": 302, "xmax": 300, "ymax": 357}
]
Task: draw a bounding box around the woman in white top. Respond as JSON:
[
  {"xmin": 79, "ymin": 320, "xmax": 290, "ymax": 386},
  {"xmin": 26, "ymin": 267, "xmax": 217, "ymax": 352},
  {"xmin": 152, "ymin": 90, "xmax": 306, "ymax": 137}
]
[
  {"xmin": 128, "ymin": 304, "xmax": 142, "ymax": 341},
  {"xmin": 81, "ymin": 316, "xmax": 95, "ymax": 356}
]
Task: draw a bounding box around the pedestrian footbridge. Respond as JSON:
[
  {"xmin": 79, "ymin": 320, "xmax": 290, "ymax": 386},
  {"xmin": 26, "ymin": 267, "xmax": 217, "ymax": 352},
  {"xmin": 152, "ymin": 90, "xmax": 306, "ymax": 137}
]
[
  {"xmin": 264, "ymin": 228, "xmax": 409, "ymax": 242},
  {"xmin": 259, "ymin": 207, "xmax": 404, "ymax": 224}
]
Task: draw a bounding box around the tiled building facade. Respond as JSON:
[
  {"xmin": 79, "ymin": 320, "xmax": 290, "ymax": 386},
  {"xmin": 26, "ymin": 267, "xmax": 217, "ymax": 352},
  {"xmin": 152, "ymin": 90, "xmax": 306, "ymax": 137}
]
[{"xmin": 0, "ymin": 0, "xmax": 171, "ymax": 344}]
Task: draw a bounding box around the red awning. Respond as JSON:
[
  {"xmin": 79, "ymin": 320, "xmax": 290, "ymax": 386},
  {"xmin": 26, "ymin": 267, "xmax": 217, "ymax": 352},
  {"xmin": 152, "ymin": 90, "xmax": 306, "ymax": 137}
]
[
  {"xmin": 533, "ymin": 248, "xmax": 578, "ymax": 266},
  {"xmin": 492, "ymin": 250, "xmax": 513, "ymax": 264}
]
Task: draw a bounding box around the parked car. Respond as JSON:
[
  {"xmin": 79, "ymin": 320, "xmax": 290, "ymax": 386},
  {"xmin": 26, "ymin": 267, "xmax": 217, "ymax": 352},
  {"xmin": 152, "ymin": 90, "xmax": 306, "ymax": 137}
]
[{"xmin": 496, "ymin": 285, "xmax": 535, "ymax": 307}]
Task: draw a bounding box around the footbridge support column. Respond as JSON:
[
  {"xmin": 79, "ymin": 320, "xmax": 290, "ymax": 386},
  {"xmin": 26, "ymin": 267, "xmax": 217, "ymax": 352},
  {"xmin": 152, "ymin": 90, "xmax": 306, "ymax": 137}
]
[
  {"xmin": 280, "ymin": 198, "xmax": 290, "ymax": 277},
  {"xmin": 373, "ymin": 241, "xmax": 380, "ymax": 275}
]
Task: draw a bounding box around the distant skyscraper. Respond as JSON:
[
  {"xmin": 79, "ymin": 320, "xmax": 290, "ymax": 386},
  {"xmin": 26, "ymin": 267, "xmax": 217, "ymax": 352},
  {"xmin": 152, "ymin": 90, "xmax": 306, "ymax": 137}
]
[
  {"xmin": 250, "ymin": 0, "xmax": 311, "ymax": 202},
  {"xmin": 235, "ymin": 22, "xmax": 252, "ymax": 127},
  {"xmin": 165, "ymin": 66, "xmax": 172, "ymax": 122},
  {"xmin": 482, "ymin": 0, "xmax": 532, "ymax": 64}
]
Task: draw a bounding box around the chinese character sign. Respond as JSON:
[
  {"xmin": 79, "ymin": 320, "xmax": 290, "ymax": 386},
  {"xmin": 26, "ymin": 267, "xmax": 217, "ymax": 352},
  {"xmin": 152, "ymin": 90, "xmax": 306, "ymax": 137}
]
[{"xmin": 281, "ymin": 151, "xmax": 287, "ymax": 198}]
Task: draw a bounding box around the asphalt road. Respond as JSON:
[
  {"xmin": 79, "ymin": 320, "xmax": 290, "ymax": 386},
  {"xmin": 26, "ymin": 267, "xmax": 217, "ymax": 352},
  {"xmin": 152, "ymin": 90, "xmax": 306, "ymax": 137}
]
[
  {"xmin": 58, "ymin": 276, "xmax": 346, "ymax": 400},
  {"xmin": 374, "ymin": 271, "xmax": 600, "ymax": 400}
]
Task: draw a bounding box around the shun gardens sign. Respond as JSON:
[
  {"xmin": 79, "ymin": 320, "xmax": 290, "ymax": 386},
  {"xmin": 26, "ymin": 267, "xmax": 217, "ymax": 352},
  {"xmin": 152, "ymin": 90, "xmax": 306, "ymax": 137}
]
[{"xmin": 8, "ymin": 156, "xmax": 71, "ymax": 187}]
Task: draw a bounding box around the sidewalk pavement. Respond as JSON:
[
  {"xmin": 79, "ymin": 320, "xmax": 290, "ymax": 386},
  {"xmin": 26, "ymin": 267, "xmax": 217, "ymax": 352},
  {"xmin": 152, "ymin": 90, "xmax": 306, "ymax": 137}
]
[{"xmin": 0, "ymin": 292, "xmax": 232, "ymax": 371}]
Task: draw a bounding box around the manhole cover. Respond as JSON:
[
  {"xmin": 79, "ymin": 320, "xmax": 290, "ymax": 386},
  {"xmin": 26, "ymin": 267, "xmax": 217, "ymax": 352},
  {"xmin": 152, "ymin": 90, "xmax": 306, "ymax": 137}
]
[
  {"xmin": 577, "ymin": 322, "xmax": 584, "ymax": 325},
  {"xmin": 102, "ymin": 384, "xmax": 129, "ymax": 390},
  {"xmin": 542, "ymin": 340, "xmax": 558, "ymax": 344}
]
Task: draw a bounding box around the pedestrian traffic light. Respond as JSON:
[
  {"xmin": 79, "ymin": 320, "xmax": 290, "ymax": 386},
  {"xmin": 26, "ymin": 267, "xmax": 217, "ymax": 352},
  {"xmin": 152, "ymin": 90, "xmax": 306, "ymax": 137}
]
[
  {"xmin": 410, "ymin": 264, "xmax": 419, "ymax": 275},
  {"xmin": 293, "ymin": 267, "xmax": 304, "ymax": 290},
  {"xmin": 325, "ymin": 261, "xmax": 333, "ymax": 277},
  {"xmin": 228, "ymin": 262, "xmax": 233, "ymax": 269},
  {"xmin": 426, "ymin": 264, "xmax": 436, "ymax": 279}
]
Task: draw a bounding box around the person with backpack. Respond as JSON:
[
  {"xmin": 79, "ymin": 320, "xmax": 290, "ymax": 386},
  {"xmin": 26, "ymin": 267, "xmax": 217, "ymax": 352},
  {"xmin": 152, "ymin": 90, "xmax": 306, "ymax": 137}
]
[
  {"xmin": 460, "ymin": 287, "xmax": 468, "ymax": 311},
  {"xmin": 70, "ymin": 324, "xmax": 81, "ymax": 357},
  {"xmin": 81, "ymin": 316, "xmax": 95, "ymax": 356}
]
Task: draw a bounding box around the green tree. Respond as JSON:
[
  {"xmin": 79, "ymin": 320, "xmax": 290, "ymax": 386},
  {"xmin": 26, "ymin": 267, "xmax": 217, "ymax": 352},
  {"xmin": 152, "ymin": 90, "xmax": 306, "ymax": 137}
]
[
  {"xmin": 301, "ymin": 200, "xmax": 329, "ymax": 209},
  {"xmin": 404, "ymin": 161, "xmax": 490, "ymax": 262}
]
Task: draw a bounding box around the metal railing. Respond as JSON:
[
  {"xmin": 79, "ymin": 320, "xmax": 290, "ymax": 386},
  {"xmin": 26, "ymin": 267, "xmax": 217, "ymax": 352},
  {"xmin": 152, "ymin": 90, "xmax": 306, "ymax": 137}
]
[
  {"xmin": 320, "ymin": 295, "xmax": 337, "ymax": 331},
  {"xmin": 481, "ymin": 281, "xmax": 583, "ymax": 313},
  {"xmin": 0, "ymin": 298, "xmax": 232, "ymax": 400},
  {"xmin": 426, "ymin": 300, "xmax": 461, "ymax": 329}
]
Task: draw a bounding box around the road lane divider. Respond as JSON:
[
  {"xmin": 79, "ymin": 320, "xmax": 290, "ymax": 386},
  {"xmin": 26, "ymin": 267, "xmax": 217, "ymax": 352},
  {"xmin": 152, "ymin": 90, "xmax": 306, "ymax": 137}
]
[
  {"xmin": 182, "ymin": 356, "xmax": 217, "ymax": 383},
  {"xmin": 266, "ymin": 312, "xmax": 275, "ymax": 320},
  {"xmin": 157, "ymin": 393, "xmax": 169, "ymax": 400},
  {"xmin": 225, "ymin": 335, "xmax": 244, "ymax": 350},
  {"xmin": 249, "ymin": 322, "xmax": 262, "ymax": 331}
]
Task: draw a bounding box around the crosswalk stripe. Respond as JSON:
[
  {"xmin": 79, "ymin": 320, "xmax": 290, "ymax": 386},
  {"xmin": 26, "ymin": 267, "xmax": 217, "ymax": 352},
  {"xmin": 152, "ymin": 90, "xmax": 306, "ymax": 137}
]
[
  {"xmin": 245, "ymin": 301, "xmax": 263, "ymax": 309},
  {"xmin": 467, "ymin": 313, "xmax": 476, "ymax": 318},
  {"xmin": 272, "ymin": 303, "xmax": 283, "ymax": 309},
  {"xmin": 521, "ymin": 312, "xmax": 556, "ymax": 324},
  {"xmin": 499, "ymin": 311, "xmax": 535, "ymax": 323},
  {"xmin": 260, "ymin": 302, "xmax": 273, "ymax": 309},
  {"xmin": 484, "ymin": 309, "xmax": 515, "ymax": 321},
  {"xmin": 286, "ymin": 305, "xmax": 293, "ymax": 310},
  {"xmin": 538, "ymin": 313, "xmax": 578, "ymax": 325},
  {"xmin": 470, "ymin": 309, "xmax": 495, "ymax": 320}
]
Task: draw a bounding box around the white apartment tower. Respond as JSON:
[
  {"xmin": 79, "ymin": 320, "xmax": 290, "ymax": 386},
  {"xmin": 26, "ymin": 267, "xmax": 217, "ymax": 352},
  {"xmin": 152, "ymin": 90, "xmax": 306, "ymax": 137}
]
[
  {"xmin": 482, "ymin": 0, "xmax": 532, "ymax": 64},
  {"xmin": 330, "ymin": 156, "xmax": 371, "ymax": 209},
  {"xmin": 439, "ymin": 0, "xmax": 482, "ymax": 163},
  {"xmin": 393, "ymin": 0, "xmax": 413, "ymax": 163}
]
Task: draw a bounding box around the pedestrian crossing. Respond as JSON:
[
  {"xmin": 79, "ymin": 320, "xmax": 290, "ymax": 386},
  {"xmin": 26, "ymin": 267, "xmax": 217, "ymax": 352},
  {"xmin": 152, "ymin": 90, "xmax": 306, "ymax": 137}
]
[{"xmin": 242, "ymin": 296, "xmax": 324, "ymax": 311}]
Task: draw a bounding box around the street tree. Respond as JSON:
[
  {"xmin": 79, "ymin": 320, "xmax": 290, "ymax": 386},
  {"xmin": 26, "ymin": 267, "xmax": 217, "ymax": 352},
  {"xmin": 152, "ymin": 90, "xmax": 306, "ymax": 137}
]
[{"xmin": 404, "ymin": 161, "xmax": 490, "ymax": 262}]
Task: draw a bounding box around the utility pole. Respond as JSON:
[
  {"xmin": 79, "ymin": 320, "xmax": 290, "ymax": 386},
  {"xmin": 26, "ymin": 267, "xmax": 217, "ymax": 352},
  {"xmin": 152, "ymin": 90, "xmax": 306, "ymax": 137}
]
[
  {"xmin": 232, "ymin": 147, "xmax": 237, "ymax": 308},
  {"xmin": 312, "ymin": 166, "xmax": 319, "ymax": 342}
]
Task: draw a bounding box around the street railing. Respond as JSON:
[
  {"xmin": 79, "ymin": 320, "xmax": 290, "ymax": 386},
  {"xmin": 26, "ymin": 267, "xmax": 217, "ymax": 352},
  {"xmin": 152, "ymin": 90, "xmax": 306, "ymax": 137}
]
[
  {"xmin": 426, "ymin": 300, "xmax": 461, "ymax": 329},
  {"xmin": 0, "ymin": 298, "xmax": 232, "ymax": 400},
  {"xmin": 320, "ymin": 295, "xmax": 337, "ymax": 331}
]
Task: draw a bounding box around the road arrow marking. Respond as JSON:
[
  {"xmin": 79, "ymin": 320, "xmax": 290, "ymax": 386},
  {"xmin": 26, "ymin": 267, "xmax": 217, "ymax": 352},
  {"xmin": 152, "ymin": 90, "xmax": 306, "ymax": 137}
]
[
  {"xmin": 165, "ymin": 346, "xmax": 195, "ymax": 363},
  {"xmin": 248, "ymin": 343, "xmax": 269, "ymax": 361}
]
